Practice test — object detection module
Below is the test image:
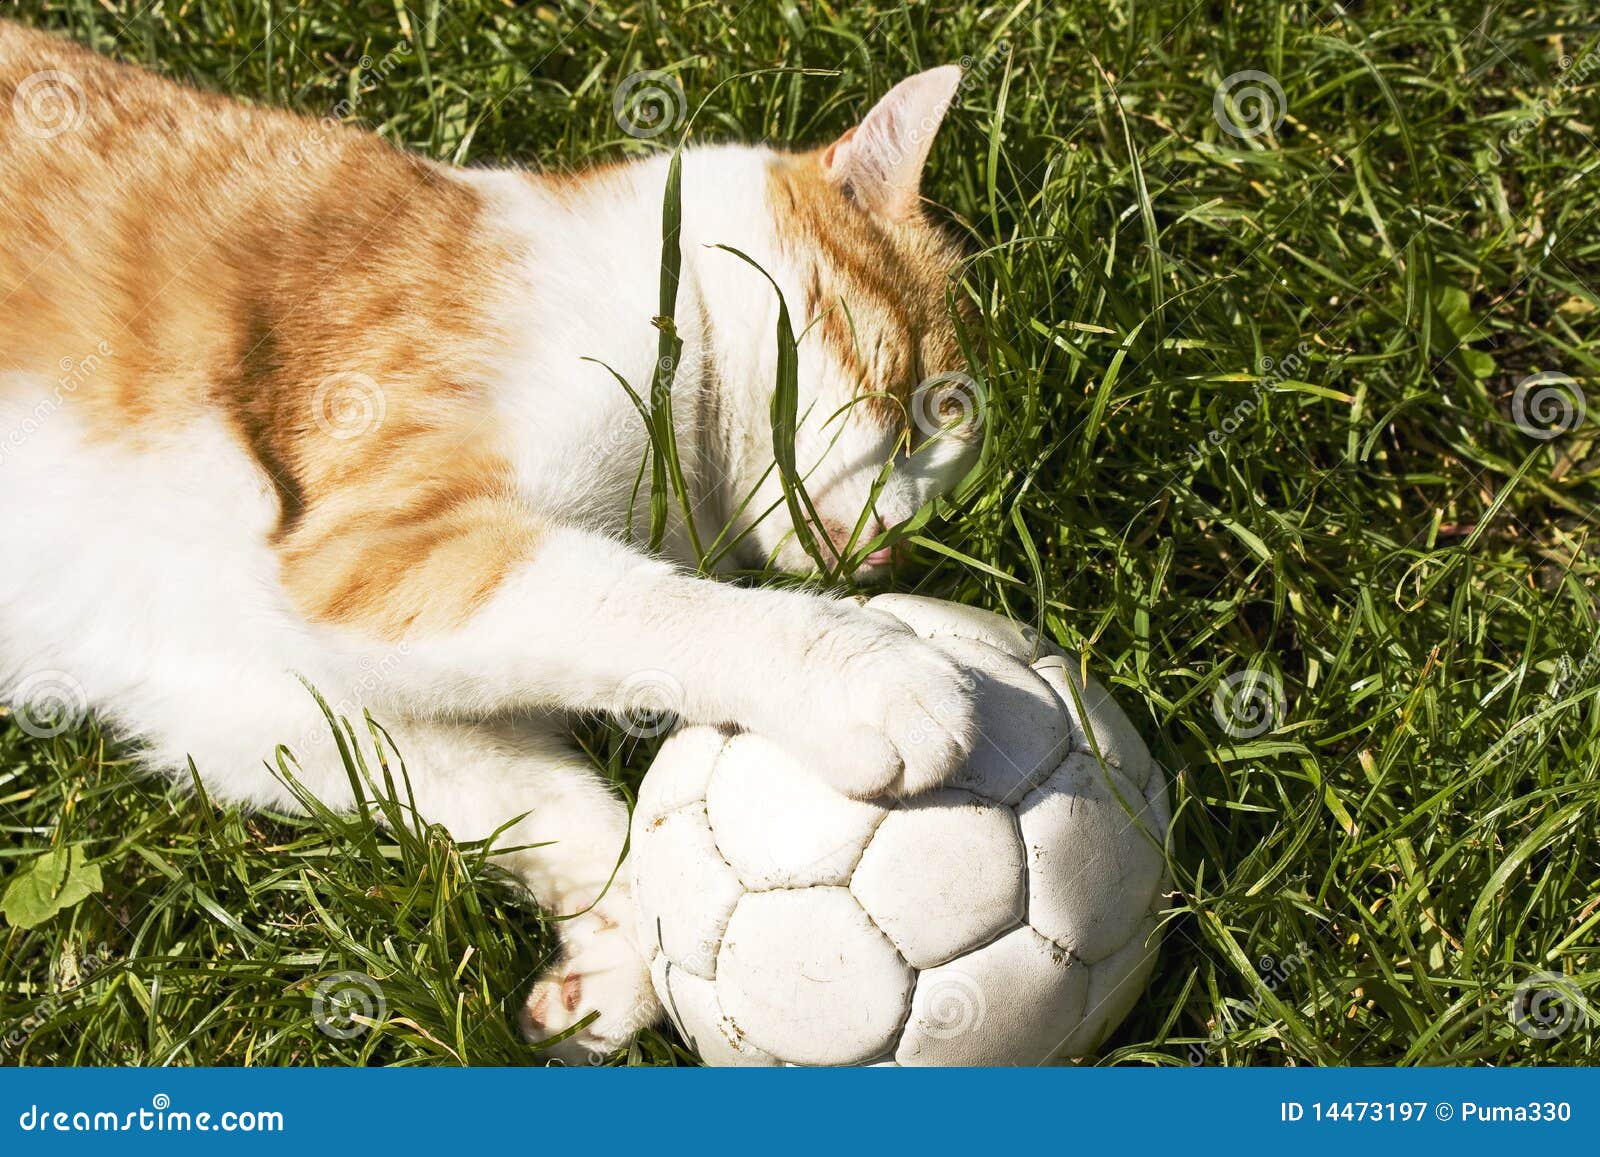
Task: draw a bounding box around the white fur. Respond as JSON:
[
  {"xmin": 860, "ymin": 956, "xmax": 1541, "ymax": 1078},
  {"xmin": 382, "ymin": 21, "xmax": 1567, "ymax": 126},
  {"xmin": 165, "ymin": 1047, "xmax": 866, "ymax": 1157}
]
[{"xmin": 0, "ymin": 71, "xmax": 976, "ymax": 1058}]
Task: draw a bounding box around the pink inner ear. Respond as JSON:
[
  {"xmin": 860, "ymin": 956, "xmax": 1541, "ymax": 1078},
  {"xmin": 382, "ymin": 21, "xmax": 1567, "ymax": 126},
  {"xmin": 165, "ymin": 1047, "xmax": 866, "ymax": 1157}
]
[
  {"xmin": 818, "ymin": 67, "xmax": 963, "ymax": 220},
  {"xmin": 821, "ymin": 127, "xmax": 856, "ymax": 172}
]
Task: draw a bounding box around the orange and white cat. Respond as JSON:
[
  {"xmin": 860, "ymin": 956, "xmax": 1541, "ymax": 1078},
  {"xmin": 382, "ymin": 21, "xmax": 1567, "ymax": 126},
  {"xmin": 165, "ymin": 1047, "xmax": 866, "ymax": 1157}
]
[{"xmin": 0, "ymin": 20, "xmax": 982, "ymax": 1057}]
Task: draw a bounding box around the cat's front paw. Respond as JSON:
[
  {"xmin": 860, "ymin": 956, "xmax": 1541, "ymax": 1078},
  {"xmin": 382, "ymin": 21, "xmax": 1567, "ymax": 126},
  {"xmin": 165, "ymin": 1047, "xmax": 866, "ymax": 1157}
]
[
  {"xmin": 521, "ymin": 909, "xmax": 660, "ymax": 1063},
  {"xmin": 760, "ymin": 604, "xmax": 979, "ymax": 799}
]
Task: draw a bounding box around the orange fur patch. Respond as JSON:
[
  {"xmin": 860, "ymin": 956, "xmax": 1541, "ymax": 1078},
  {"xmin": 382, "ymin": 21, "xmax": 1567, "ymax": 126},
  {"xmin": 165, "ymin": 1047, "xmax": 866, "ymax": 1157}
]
[
  {"xmin": 0, "ymin": 21, "xmax": 539, "ymax": 640},
  {"xmin": 765, "ymin": 152, "xmax": 967, "ymax": 427}
]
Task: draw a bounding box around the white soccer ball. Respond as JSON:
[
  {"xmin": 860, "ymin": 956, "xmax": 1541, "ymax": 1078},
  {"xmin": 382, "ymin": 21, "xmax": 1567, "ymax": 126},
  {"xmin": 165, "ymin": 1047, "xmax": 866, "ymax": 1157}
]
[{"xmin": 630, "ymin": 593, "xmax": 1169, "ymax": 1065}]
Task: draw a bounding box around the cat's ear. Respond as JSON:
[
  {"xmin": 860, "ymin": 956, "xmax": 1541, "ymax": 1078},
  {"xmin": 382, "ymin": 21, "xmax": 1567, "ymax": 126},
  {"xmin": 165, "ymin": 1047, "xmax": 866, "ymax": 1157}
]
[{"xmin": 821, "ymin": 65, "xmax": 962, "ymax": 220}]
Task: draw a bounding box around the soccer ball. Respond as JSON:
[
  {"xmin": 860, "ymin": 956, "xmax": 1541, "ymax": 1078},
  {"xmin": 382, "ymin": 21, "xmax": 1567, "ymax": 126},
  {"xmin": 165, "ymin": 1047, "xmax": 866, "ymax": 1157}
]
[{"xmin": 630, "ymin": 594, "xmax": 1169, "ymax": 1065}]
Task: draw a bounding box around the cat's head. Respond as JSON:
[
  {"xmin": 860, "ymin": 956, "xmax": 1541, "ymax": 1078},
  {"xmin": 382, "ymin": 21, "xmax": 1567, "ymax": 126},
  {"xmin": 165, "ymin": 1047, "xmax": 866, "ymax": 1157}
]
[{"xmin": 694, "ymin": 67, "xmax": 980, "ymax": 578}]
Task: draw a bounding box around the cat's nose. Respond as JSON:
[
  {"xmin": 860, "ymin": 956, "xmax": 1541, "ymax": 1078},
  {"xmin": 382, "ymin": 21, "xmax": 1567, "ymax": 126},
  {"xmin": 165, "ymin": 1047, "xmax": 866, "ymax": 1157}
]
[
  {"xmin": 821, "ymin": 515, "xmax": 903, "ymax": 568},
  {"xmin": 825, "ymin": 518, "xmax": 902, "ymax": 566},
  {"xmin": 863, "ymin": 516, "xmax": 904, "ymax": 568}
]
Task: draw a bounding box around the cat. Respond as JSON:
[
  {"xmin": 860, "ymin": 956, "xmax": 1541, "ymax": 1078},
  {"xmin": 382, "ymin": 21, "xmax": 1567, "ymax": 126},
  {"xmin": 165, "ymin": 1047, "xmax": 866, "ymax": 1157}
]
[{"xmin": 0, "ymin": 19, "xmax": 983, "ymax": 1059}]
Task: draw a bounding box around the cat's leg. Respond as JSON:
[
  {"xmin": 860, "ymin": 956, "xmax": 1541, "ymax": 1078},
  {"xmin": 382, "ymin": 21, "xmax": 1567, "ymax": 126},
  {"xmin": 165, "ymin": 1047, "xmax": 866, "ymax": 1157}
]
[
  {"xmin": 289, "ymin": 525, "xmax": 983, "ymax": 1059},
  {"xmin": 339, "ymin": 525, "xmax": 981, "ymax": 800},
  {"xmin": 127, "ymin": 700, "xmax": 655, "ymax": 1058},
  {"xmin": 365, "ymin": 720, "xmax": 658, "ymax": 1060}
]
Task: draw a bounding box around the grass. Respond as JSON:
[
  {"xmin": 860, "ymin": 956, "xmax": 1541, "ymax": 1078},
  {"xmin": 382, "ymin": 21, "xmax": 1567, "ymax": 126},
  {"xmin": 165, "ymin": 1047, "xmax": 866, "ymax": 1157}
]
[{"xmin": 3, "ymin": 0, "xmax": 1600, "ymax": 1066}]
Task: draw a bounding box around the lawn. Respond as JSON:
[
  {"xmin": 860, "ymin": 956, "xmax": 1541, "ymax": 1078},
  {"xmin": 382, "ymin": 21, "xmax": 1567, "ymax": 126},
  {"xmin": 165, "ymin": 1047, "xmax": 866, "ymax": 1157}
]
[{"xmin": 2, "ymin": 0, "xmax": 1598, "ymax": 1066}]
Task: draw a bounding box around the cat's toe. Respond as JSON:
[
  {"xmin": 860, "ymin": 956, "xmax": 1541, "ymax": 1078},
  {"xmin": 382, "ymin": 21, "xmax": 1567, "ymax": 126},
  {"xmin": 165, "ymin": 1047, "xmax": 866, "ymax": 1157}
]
[
  {"xmin": 838, "ymin": 635, "xmax": 978, "ymax": 798},
  {"xmin": 801, "ymin": 725, "xmax": 905, "ymax": 799},
  {"xmin": 776, "ymin": 631, "xmax": 980, "ymax": 799},
  {"xmin": 520, "ymin": 912, "xmax": 660, "ymax": 1062},
  {"xmin": 875, "ymin": 646, "xmax": 978, "ymax": 795},
  {"xmin": 520, "ymin": 971, "xmax": 591, "ymax": 1058}
]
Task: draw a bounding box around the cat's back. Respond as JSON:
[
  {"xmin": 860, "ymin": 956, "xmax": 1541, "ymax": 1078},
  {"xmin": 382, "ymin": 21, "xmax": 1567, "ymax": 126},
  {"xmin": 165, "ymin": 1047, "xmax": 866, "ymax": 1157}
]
[
  {"xmin": 1, "ymin": 18, "xmax": 517, "ymax": 483},
  {"xmin": 0, "ymin": 20, "xmax": 543, "ymax": 670},
  {"xmin": 0, "ymin": 17, "xmax": 317, "ymax": 265}
]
